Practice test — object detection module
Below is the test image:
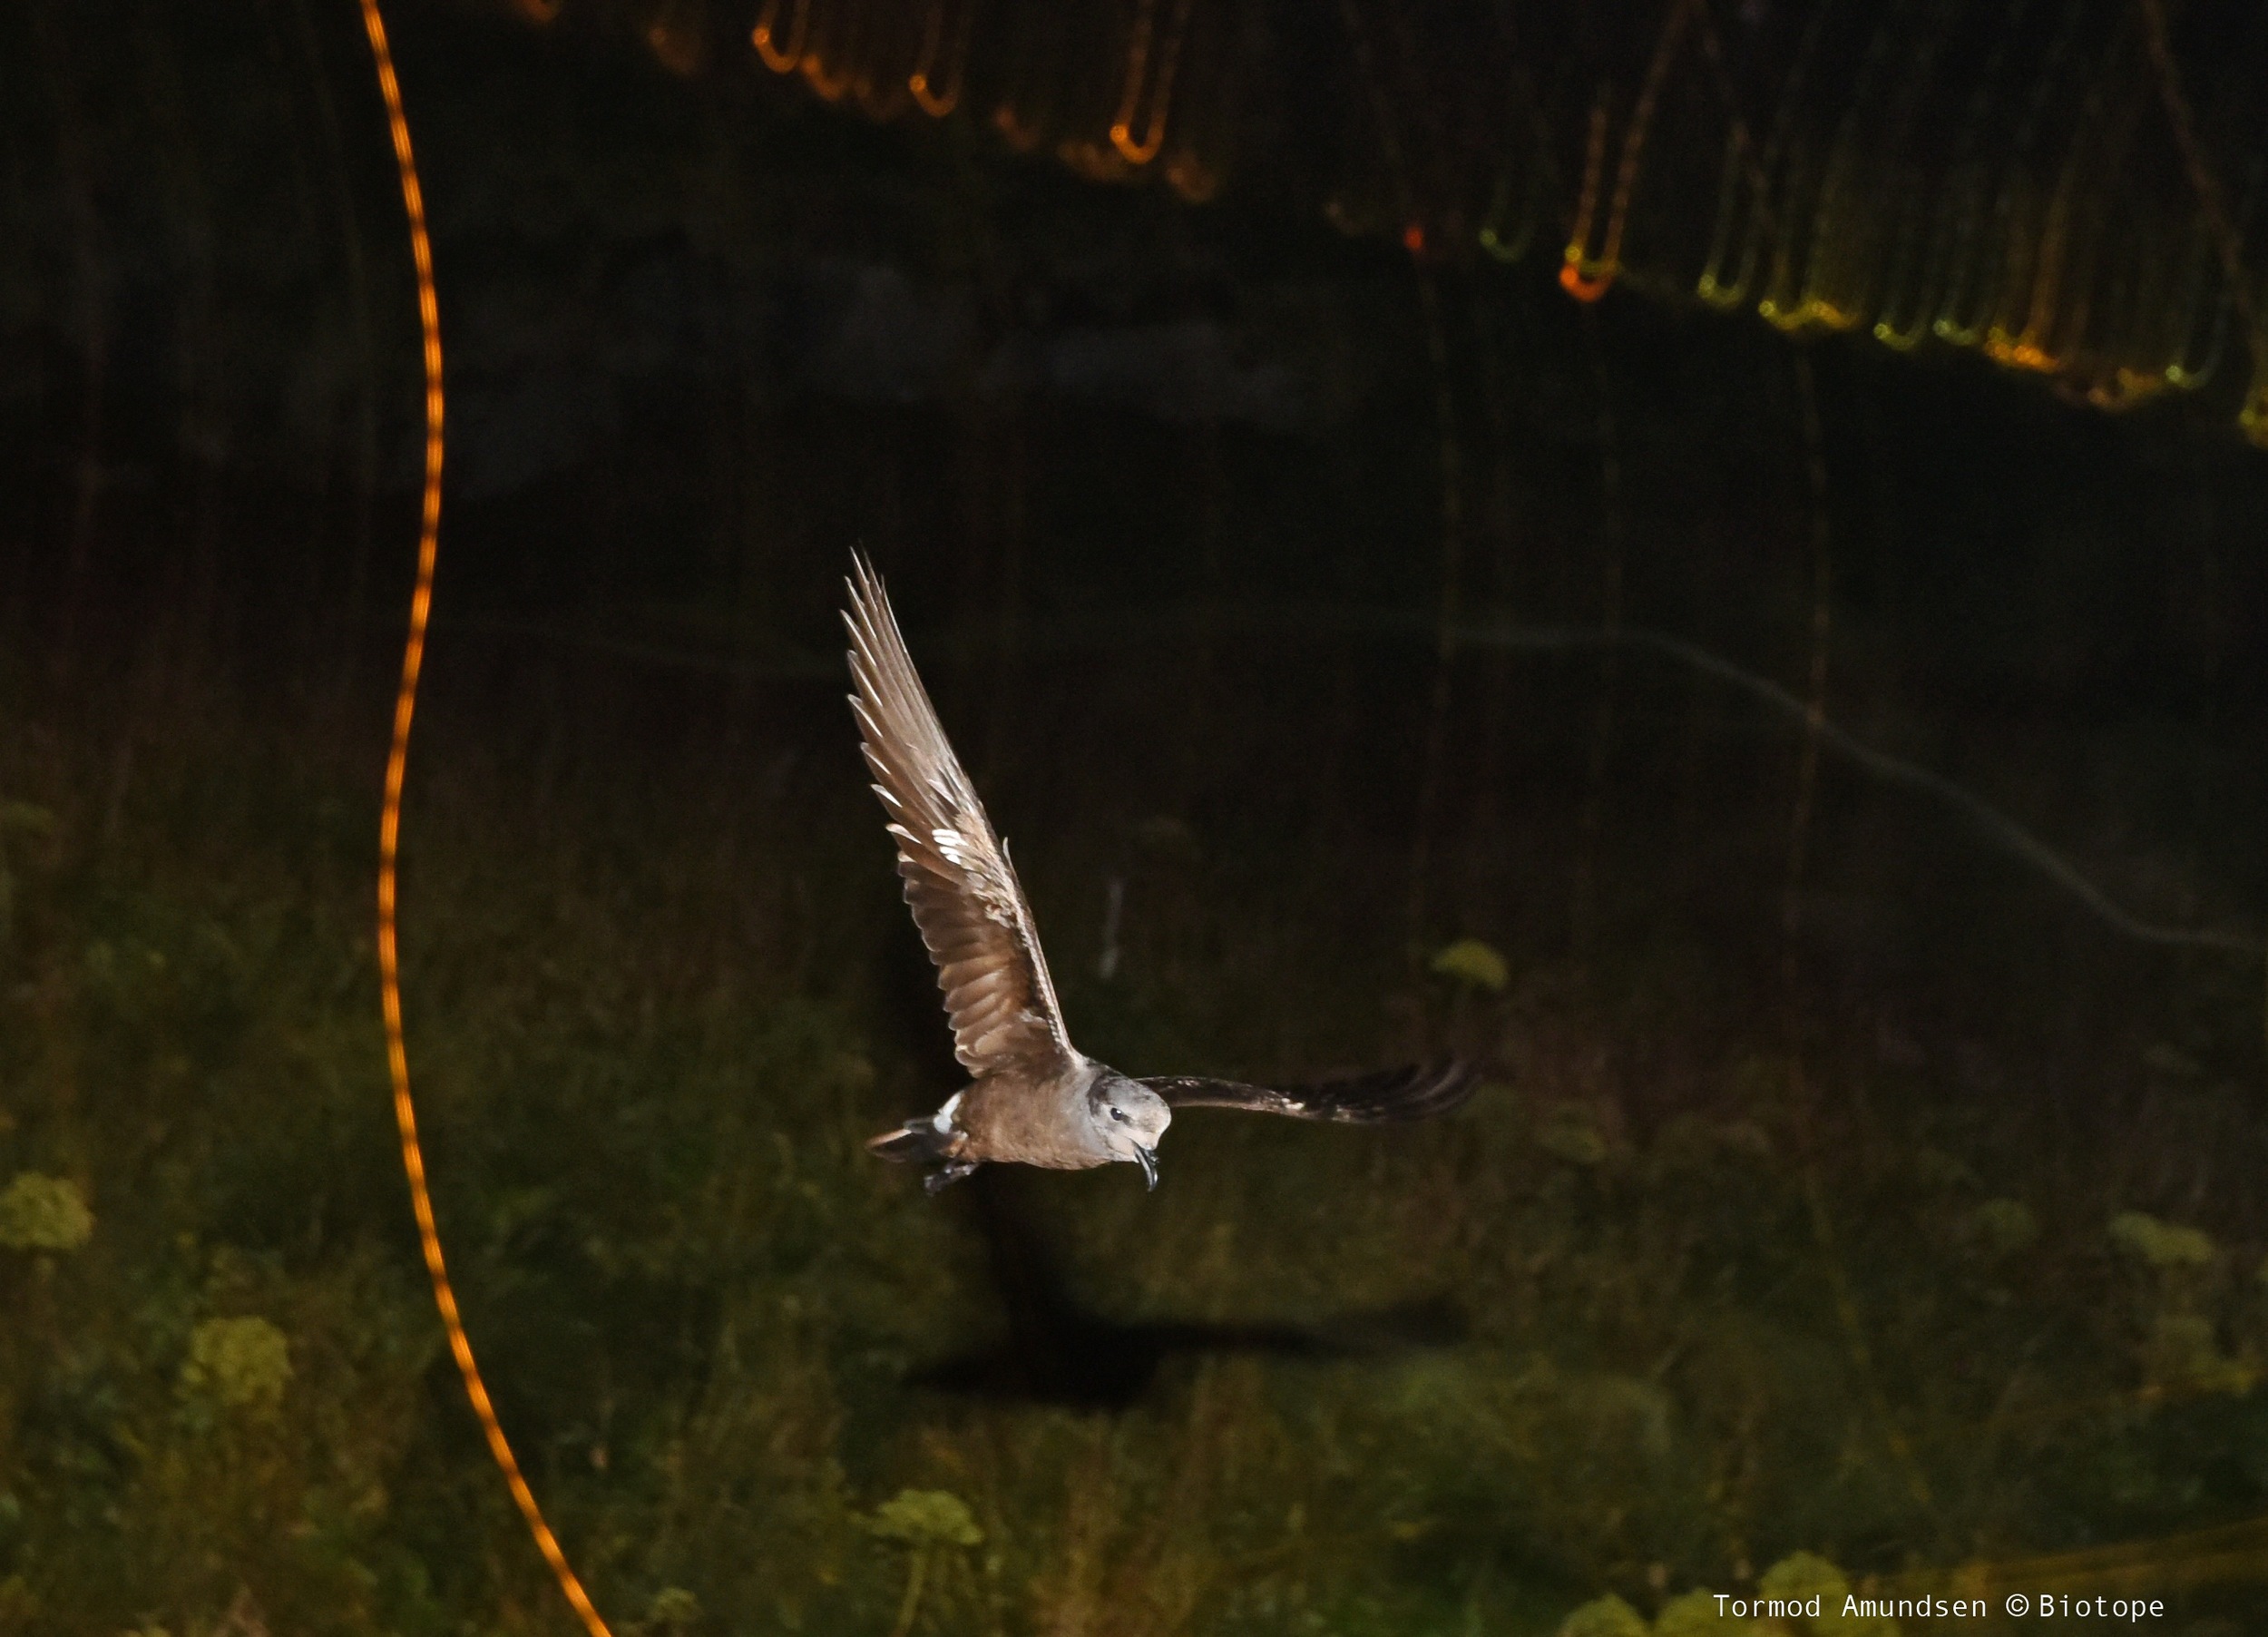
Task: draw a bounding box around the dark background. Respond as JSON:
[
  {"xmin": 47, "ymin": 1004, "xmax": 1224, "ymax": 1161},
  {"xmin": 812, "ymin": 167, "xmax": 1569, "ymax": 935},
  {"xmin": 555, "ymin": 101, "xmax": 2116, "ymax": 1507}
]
[{"xmin": 4, "ymin": 3, "xmax": 2268, "ymax": 1633}]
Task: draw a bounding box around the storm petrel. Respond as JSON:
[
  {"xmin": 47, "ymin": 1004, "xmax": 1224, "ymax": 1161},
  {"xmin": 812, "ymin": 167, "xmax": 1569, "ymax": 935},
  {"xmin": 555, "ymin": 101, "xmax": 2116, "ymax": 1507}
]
[{"xmin": 845, "ymin": 554, "xmax": 1479, "ymax": 1194}]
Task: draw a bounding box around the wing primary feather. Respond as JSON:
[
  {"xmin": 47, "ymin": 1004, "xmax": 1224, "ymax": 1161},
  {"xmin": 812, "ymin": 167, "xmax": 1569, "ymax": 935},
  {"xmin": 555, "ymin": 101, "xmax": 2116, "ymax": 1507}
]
[
  {"xmin": 1141, "ymin": 1062, "xmax": 1481, "ymax": 1123},
  {"xmin": 844, "ymin": 553, "xmax": 1077, "ymax": 1077}
]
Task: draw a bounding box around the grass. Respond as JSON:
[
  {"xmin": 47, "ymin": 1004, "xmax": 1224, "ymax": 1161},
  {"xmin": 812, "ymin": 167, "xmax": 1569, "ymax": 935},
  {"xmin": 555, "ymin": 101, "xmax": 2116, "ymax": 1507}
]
[{"xmin": 2, "ymin": 662, "xmax": 2265, "ymax": 1637}]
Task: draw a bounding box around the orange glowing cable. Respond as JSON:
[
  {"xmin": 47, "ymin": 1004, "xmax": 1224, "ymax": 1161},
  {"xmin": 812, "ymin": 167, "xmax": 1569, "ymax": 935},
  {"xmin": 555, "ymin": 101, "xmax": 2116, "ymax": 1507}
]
[
  {"xmin": 1165, "ymin": 150, "xmax": 1219, "ymax": 204},
  {"xmin": 753, "ymin": 0, "xmax": 810, "ymax": 74},
  {"xmin": 804, "ymin": 47, "xmax": 856, "ymax": 103},
  {"xmin": 1559, "ymin": 94, "xmax": 1614, "ymax": 302},
  {"xmin": 993, "ymin": 100, "xmax": 1046, "ymax": 152},
  {"xmin": 356, "ymin": 5, "xmax": 615, "ymax": 1635},
  {"xmin": 2135, "ymin": 0, "xmax": 2268, "ymax": 444},
  {"xmin": 1108, "ymin": 0, "xmax": 1194, "ymax": 165},
  {"xmin": 907, "ymin": 0, "xmax": 971, "ymax": 115},
  {"xmin": 1109, "ymin": 0, "xmax": 1159, "ymax": 157},
  {"xmin": 849, "ymin": 2, "xmax": 909, "ymax": 121},
  {"xmin": 2042, "ymin": 71, "xmax": 2152, "ymax": 387},
  {"xmin": 1992, "ymin": 44, "xmax": 2119, "ymax": 376},
  {"xmin": 797, "ymin": 0, "xmax": 856, "ymax": 103},
  {"xmin": 1573, "ymin": 0, "xmax": 1690, "ymax": 303}
]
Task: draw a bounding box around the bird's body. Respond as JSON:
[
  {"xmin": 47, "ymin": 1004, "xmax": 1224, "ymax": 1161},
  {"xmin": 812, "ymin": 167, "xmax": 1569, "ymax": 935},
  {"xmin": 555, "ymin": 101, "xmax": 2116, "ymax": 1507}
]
[
  {"xmin": 867, "ymin": 1057, "xmax": 1173, "ymax": 1189},
  {"xmin": 902, "ymin": 1068, "xmax": 1114, "ymax": 1170},
  {"xmin": 951, "ymin": 1065, "xmax": 1115, "ymax": 1170},
  {"xmin": 844, "ymin": 554, "xmax": 1476, "ymax": 1193}
]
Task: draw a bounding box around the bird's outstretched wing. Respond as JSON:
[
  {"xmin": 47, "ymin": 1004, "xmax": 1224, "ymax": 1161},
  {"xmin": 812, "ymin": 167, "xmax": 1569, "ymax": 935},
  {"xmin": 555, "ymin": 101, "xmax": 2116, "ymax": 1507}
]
[
  {"xmin": 1141, "ymin": 1062, "xmax": 1480, "ymax": 1123},
  {"xmin": 845, "ymin": 553, "xmax": 1075, "ymax": 1079}
]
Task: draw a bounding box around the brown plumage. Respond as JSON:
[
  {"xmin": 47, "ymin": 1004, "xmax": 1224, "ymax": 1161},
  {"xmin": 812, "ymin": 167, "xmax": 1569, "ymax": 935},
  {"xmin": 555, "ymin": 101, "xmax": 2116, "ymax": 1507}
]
[
  {"xmin": 845, "ymin": 553, "xmax": 1481, "ymax": 1194},
  {"xmin": 845, "ymin": 552, "xmax": 1072, "ymax": 1083}
]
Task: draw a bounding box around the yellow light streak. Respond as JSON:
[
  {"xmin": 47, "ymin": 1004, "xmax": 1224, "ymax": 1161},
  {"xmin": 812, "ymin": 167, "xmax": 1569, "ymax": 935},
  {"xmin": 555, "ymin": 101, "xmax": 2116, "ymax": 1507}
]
[
  {"xmin": 1688, "ymin": 0, "xmax": 1775, "ymax": 310},
  {"xmin": 356, "ymin": 3, "xmax": 614, "ymax": 1633},
  {"xmin": 1696, "ymin": 132, "xmax": 1751, "ymax": 309}
]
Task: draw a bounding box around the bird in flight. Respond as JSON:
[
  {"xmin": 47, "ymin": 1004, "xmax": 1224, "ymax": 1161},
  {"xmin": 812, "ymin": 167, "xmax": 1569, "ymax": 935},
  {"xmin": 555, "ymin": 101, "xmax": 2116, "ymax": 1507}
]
[{"xmin": 844, "ymin": 554, "xmax": 1479, "ymax": 1194}]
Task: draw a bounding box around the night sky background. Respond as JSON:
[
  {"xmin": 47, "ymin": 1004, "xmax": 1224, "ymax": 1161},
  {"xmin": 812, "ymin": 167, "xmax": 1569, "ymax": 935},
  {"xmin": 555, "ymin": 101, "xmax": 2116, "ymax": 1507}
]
[{"xmin": 5, "ymin": 3, "xmax": 2268, "ymax": 1633}]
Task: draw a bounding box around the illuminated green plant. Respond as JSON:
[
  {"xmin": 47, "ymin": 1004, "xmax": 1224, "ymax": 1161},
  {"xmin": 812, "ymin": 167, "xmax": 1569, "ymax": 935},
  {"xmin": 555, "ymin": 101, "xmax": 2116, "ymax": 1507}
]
[
  {"xmin": 0, "ymin": 1172, "xmax": 93, "ymax": 1253},
  {"xmin": 2107, "ymin": 1211, "xmax": 2214, "ymax": 1269},
  {"xmin": 179, "ymin": 1317, "xmax": 292, "ymax": 1416},
  {"xmin": 865, "ymin": 1488, "xmax": 982, "ymax": 1637},
  {"xmin": 1538, "ymin": 1103, "xmax": 1610, "ymax": 1166},
  {"xmin": 1968, "ymin": 1198, "xmax": 2038, "ymax": 1259},
  {"xmin": 1657, "ymin": 1590, "xmax": 1750, "ymax": 1634},
  {"xmin": 1430, "ymin": 937, "xmax": 1510, "ymax": 993},
  {"xmin": 645, "ymin": 1586, "xmax": 702, "ymax": 1632},
  {"xmin": 1556, "ymin": 1592, "xmax": 1646, "ymax": 1637},
  {"xmin": 1755, "ymin": 1553, "xmax": 1898, "ymax": 1635}
]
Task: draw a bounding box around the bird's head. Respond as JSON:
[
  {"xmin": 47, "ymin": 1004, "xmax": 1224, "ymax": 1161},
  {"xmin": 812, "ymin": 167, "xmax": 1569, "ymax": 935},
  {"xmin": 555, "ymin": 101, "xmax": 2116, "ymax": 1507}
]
[{"xmin": 1091, "ymin": 1075, "xmax": 1171, "ymax": 1189}]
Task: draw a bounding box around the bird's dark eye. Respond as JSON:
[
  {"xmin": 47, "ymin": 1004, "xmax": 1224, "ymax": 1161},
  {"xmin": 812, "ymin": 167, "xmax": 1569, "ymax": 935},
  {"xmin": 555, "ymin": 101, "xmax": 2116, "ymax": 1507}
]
[{"xmin": 1112, "ymin": 1108, "xmax": 1129, "ymax": 1123}]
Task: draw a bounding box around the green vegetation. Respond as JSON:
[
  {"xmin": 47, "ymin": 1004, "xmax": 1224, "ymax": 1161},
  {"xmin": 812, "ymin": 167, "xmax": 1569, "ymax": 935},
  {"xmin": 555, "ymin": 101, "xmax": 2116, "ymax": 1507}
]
[
  {"xmin": 1429, "ymin": 940, "xmax": 1510, "ymax": 995},
  {"xmin": 2, "ymin": 693, "xmax": 2263, "ymax": 1636},
  {"xmin": 0, "ymin": 1173, "xmax": 93, "ymax": 1253},
  {"xmin": 179, "ymin": 1318, "xmax": 294, "ymax": 1417},
  {"xmin": 2108, "ymin": 1211, "xmax": 2217, "ymax": 1270}
]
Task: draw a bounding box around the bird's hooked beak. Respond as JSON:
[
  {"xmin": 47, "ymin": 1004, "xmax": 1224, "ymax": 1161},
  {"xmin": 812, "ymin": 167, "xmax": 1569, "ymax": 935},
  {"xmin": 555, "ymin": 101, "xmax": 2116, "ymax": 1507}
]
[{"xmin": 1136, "ymin": 1144, "xmax": 1159, "ymax": 1191}]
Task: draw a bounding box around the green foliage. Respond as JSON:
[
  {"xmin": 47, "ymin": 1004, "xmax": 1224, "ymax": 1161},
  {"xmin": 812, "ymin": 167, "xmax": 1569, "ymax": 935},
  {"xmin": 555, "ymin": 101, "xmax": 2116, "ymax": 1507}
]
[
  {"xmin": 2143, "ymin": 1313, "xmax": 2251, "ymax": 1394},
  {"xmin": 1759, "ymin": 1551, "xmax": 1847, "ymax": 1609},
  {"xmin": 178, "ymin": 1316, "xmax": 292, "ymax": 1415},
  {"xmin": 1967, "ymin": 1198, "xmax": 2038, "ymax": 1259},
  {"xmin": 0, "ymin": 801, "xmax": 58, "ymax": 838},
  {"xmin": 1557, "ymin": 1592, "xmax": 1647, "ymax": 1637},
  {"xmin": 865, "ymin": 1488, "xmax": 983, "ymax": 1548},
  {"xmin": 1729, "ymin": 1553, "xmax": 1898, "ymax": 1636},
  {"xmin": 2107, "ymin": 1210, "xmax": 2216, "ymax": 1269},
  {"xmin": 1656, "ymin": 1590, "xmax": 1745, "ymax": 1635},
  {"xmin": 0, "ymin": 1171, "xmax": 93, "ymax": 1251},
  {"xmin": 1430, "ymin": 937, "xmax": 1510, "ymax": 993},
  {"xmin": 644, "ymin": 1585, "xmax": 702, "ymax": 1629},
  {"xmin": 1751, "ymin": 1551, "xmax": 1842, "ymax": 1623},
  {"xmin": 4, "ymin": 687, "xmax": 2262, "ymax": 1636},
  {"xmin": 1537, "ymin": 1104, "xmax": 1611, "ymax": 1166}
]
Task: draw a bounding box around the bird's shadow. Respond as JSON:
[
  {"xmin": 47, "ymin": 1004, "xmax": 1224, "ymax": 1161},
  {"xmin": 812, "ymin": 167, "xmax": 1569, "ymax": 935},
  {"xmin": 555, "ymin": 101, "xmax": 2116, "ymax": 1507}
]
[{"xmin": 907, "ymin": 1169, "xmax": 1468, "ymax": 1411}]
